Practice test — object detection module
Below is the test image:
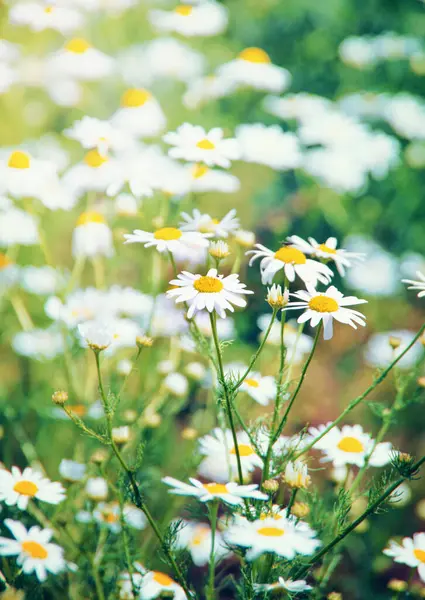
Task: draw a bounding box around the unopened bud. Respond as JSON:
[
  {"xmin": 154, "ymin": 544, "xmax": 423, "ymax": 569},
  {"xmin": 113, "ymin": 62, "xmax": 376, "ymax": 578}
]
[
  {"xmin": 389, "ymin": 336, "xmax": 402, "ymax": 350},
  {"xmin": 209, "ymin": 241, "xmax": 230, "ymax": 260},
  {"xmin": 52, "ymin": 390, "xmax": 68, "ymax": 406},
  {"xmin": 387, "ymin": 579, "xmax": 408, "ymax": 592},
  {"xmin": 90, "ymin": 449, "xmax": 109, "ymax": 464},
  {"xmin": 123, "ymin": 409, "xmax": 138, "ymax": 423},
  {"xmin": 267, "ymin": 284, "xmax": 289, "ymax": 309},
  {"xmin": 327, "ymin": 593, "xmax": 342, "ymax": 600},
  {"xmin": 144, "ymin": 412, "xmax": 161, "ymax": 428},
  {"xmin": 181, "ymin": 427, "xmax": 198, "ymax": 441},
  {"xmin": 399, "ymin": 452, "xmax": 413, "ymax": 463},
  {"xmin": 283, "ymin": 460, "xmax": 311, "ymax": 489},
  {"xmin": 136, "ymin": 335, "xmax": 153, "ymax": 348},
  {"xmin": 262, "ymin": 479, "xmax": 279, "ymax": 493},
  {"xmin": 112, "ymin": 426, "xmax": 131, "ymax": 445},
  {"xmin": 85, "ymin": 477, "xmax": 108, "ymax": 501},
  {"xmin": 417, "ymin": 376, "xmax": 425, "ymax": 388},
  {"xmin": 234, "ymin": 229, "xmax": 255, "ymax": 248},
  {"xmin": 291, "ymin": 502, "xmax": 310, "ymax": 519},
  {"xmin": 185, "ymin": 361, "xmax": 206, "ymax": 381}
]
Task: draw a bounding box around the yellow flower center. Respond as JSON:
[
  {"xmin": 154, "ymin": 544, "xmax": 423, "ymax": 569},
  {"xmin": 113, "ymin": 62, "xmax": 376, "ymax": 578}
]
[
  {"xmin": 196, "ymin": 138, "xmax": 215, "ymax": 150},
  {"xmin": 65, "ymin": 38, "xmax": 92, "ymax": 54},
  {"xmin": 84, "ymin": 149, "xmax": 108, "ymax": 168},
  {"xmin": 153, "ymin": 227, "xmax": 182, "ymax": 241},
  {"xmin": 121, "ymin": 88, "xmax": 152, "ymax": 108},
  {"xmin": 193, "ymin": 276, "xmax": 224, "ymax": 293},
  {"xmin": 318, "ymin": 243, "xmax": 337, "ymax": 254},
  {"xmin": 337, "ymin": 436, "xmax": 364, "ymax": 453},
  {"xmin": 103, "ymin": 511, "xmax": 119, "ymax": 524},
  {"xmin": 414, "ymin": 549, "xmax": 425, "ymax": 563},
  {"xmin": 308, "ymin": 295, "xmax": 339, "ymax": 313},
  {"xmin": 238, "ymin": 47, "xmax": 271, "ymax": 64},
  {"xmin": 8, "ymin": 150, "xmax": 31, "ymax": 169},
  {"xmin": 274, "ymin": 247, "xmax": 307, "ymax": 265},
  {"xmin": 244, "ymin": 378, "xmax": 259, "ymax": 388},
  {"xmin": 203, "ymin": 483, "xmax": 228, "ymax": 495},
  {"xmin": 257, "ymin": 526, "xmax": 285, "ymax": 537},
  {"xmin": 22, "ymin": 540, "xmax": 48, "ymax": 559},
  {"xmin": 44, "ymin": 6, "xmax": 54, "ymax": 13},
  {"xmin": 192, "ymin": 163, "xmax": 209, "ymax": 179},
  {"xmin": 230, "ymin": 444, "xmax": 255, "ymax": 457},
  {"xmin": 77, "ymin": 211, "xmax": 106, "ymax": 226},
  {"xmin": 153, "ymin": 572, "xmax": 174, "ymax": 586},
  {"xmin": 68, "ymin": 404, "xmax": 87, "ymax": 416},
  {"xmin": 174, "ymin": 4, "xmax": 193, "ymax": 15},
  {"xmin": 13, "ymin": 480, "xmax": 38, "ymax": 497},
  {"xmin": 0, "ymin": 253, "xmax": 12, "ymax": 270}
]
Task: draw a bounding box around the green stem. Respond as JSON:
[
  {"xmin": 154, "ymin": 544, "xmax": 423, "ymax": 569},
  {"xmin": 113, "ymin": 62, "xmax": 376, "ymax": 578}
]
[
  {"xmin": 118, "ymin": 487, "xmax": 138, "ymax": 599},
  {"xmin": 209, "ymin": 312, "xmax": 244, "ymax": 485},
  {"xmin": 206, "ymin": 500, "xmax": 219, "ymax": 600},
  {"xmin": 295, "ymin": 322, "xmax": 425, "ymax": 460},
  {"xmin": 286, "ymin": 488, "xmax": 298, "ymax": 517},
  {"xmin": 293, "ymin": 454, "xmax": 425, "ymax": 579},
  {"xmin": 273, "ymin": 323, "xmax": 322, "ymax": 443}
]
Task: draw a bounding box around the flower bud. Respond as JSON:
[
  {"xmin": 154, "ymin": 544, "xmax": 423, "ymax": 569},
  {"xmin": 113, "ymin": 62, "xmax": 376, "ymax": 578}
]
[
  {"xmin": 112, "ymin": 426, "xmax": 131, "ymax": 445},
  {"xmin": 417, "ymin": 376, "xmax": 425, "ymax": 388},
  {"xmin": 123, "ymin": 409, "xmax": 138, "ymax": 423},
  {"xmin": 234, "ymin": 229, "xmax": 255, "ymax": 248},
  {"xmin": 267, "ymin": 284, "xmax": 289, "ymax": 309},
  {"xmin": 291, "ymin": 502, "xmax": 310, "ymax": 519},
  {"xmin": 85, "ymin": 477, "xmax": 108, "ymax": 501},
  {"xmin": 185, "ymin": 361, "xmax": 206, "ymax": 381},
  {"xmin": 90, "ymin": 449, "xmax": 109, "ymax": 464},
  {"xmin": 181, "ymin": 427, "xmax": 198, "ymax": 440},
  {"xmin": 209, "ymin": 241, "xmax": 231, "ymax": 260},
  {"xmin": 262, "ymin": 479, "xmax": 279, "ymax": 493},
  {"xmin": 136, "ymin": 335, "xmax": 153, "ymax": 348},
  {"xmin": 389, "ymin": 336, "xmax": 402, "ymax": 349},
  {"xmin": 327, "ymin": 594, "xmax": 342, "ymax": 600},
  {"xmin": 52, "ymin": 390, "xmax": 68, "ymax": 406},
  {"xmin": 144, "ymin": 412, "xmax": 162, "ymax": 428},
  {"xmin": 283, "ymin": 460, "xmax": 311, "ymax": 489},
  {"xmin": 387, "ymin": 579, "xmax": 408, "ymax": 592}
]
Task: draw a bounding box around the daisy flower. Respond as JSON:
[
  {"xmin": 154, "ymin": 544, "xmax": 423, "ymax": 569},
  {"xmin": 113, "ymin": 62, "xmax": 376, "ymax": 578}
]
[
  {"xmin": 12, "ymin": 328, "xmax": 64, "ymax": 361},
  {"xmin": 166, "ymin": 268, "xmax": 253, "ymax": 319},
  {"xmin": 174, "ymin": 520, "xmax": 229, "ymax": 566},
  {"xmin": 47, "ymin": 38, "xmax": 115, "ymax": 82},
  {"xmin": 235, "ymin": 123, "xmax": 302, "ymax": 170},
  {"xmin": 138, "ymin": 569, "xmax": 188, "ymax": 600},
  {"xmin": 247, "ymin": 243, "xmax": 333, "ymax": 286},
  {"xmin": 162, "ymin": 477, "xmax": 268, "ymax": 506},
  {"xmin": 402, "ymin": 270, "xmax": 425, "ymax": 298},
  {"xmin": 0, "ymin": 150, "xmax": 57, "ymax": 199},
  {"xmin": 284, "ymin": 460, "xmax": 311, "ymax": 489},
  {"xmin": 72, "ymin": 211, "xmax": 114, "ymax": 258},
  {"xmin": 9, "ymin": 1, "xmax": 84, "ymax": 34},
  {"xmin": 64, "ymin": 116, "xmax": 136, "ymax": 154},
  {"xmin": 254, "ymin": 577, "xmax": 312, "ymax": 594},
  {"xmin": 163, "ymin": 123, "xmax": 240, "ymax": 169},
  {"xmin": 111, "ymin": 89, "xmax": 166, "ymax": 138},
  {"xmin": 217, "ymin": 47, "xmax": 291, "ymax": 93},
  {"xmin": 0, "ymin": 519, "xmax": 66, "ymax": 582},
  {"xmin": 288, "ymin": 235, "xmax": 365, "ymax": 276},
  {"xmin": 239, "ymin": 372, "xmax": 277, "ymax": 406},
  {"xmin": 364, "ymin": 330, "xmax": 424, "ymax": 370},
  {"xmin": 283, "ymin": 284, "xmax": 367, "ymax": 341},
  {"xmin": 384, "ymin": 533, "xmax": 425, "ymax": 582},
  {"xmin": 148, "ymin": 2, "xmax": 228, "ymax": 37},
  {"xmin": 78, "ymin": 320, "xmax": 114, "ymax": 352},
  {"xmin": 123, "ymin": 225, "xmax": 209, "ymax": 255},
  {"xmin": 179, "ymin": 208, "xmax": 240, "ymax": 238},
  {"xmin": 307, "ymin": 423, "xmax": 392, "ymax": 468},
  {"xmin": 0, "ymin": 466, "xmax": 65, "ymax": 510},
  {"xmin": 189, "ymin": 165, "xmax": 240, "ymax": 194},
  {"xmin": 62, "ymin": 150, "xmax": 120, "ymax": 196},
  {"xmin": 0, "ymin": 205, "xmax": 39, "ymax": 247},
  {"xmin": 198, "ymin": 428, "xmax": 263, "ymax": 482},
  {"xmin": 224, "ymin": 513, "xmax": 320, "ymax": 561},
  {"xmin": 59, "ymin": 460, "xmax": 86, "ymax": 483},
  {"xmin": 92, "ymin": 502, "xmax": 146, "ymax": 533}
]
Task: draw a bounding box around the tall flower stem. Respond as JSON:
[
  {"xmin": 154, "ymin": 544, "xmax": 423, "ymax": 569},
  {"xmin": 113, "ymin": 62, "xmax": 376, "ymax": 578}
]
[
  {"xmin": 209, "ymin": 312, "xmax": 244, "ymax": 485},
  {"xmin": 93, "ymin": 351, "xmax": 195, "ymax": 600},
  {"xmin": 294, "ymin": 322, "xmax": 425, "ymax": 460},
  {"xmin": 293, "ymin": 454, "xmax": 425, "ymax": 580},
  {"xmin": 206, "ymin": 499, "xmax": 219, "ymax": 600}
]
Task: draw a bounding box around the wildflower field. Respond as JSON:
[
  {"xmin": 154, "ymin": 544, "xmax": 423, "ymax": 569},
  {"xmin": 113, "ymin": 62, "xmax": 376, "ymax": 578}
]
[{"xmin": 2, "ymin": 0, "xmax": 425, "ymax": 599}]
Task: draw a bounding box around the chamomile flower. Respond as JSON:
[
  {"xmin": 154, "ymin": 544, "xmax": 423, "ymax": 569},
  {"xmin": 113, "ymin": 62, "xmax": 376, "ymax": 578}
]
[
  {"xmin": 384, "ymin": 533, "xmax": 425, "ymax": 582},
  {"xmin": 64, "ymin": 116, "xmax": 136, "ymax": 154},
  {"xmin": 9, "ymin": 1, "xmax": 84, "ymax": 34},
  {"xmin": 180, "ymin": 208, "xmax": 240, "ymax": 238},
  {"xmin": 174, "ymin": 520, "xmax": 229, "ymax": 566},
  {"xmin": 72, "ymin": 211, "xmax": 114, "ymax": 258},
  {"xmin": 124, "ymin": 226, "xmax": 209, "ymax": 254},
  {"xmin": 78, "ymin": 320, "xmax": 114, "ymax": 351},
  {"xmin": 224, "ymin": 513, "xmax": 320, "ymax": 561},
  {"xmin": 47, "ymin": 38, "xmax": 115, "ymax": 81},
  {"xmin": 0, "ymin": 519, "xmax": 66, "ymax": 582},
  {"xmin": 364, "ymin": 330, "xmax": 424, "ymax": 370},
  {"xmin": 166, "ymin": 268, "xmax": 253, "ymax": 319},
  {"xmin": 288, "ymin": 235, "xmax": 365, "ymax": 276},
  {"xmin": 111, "ymin": 89, "xmax": 166, "ymax": 138},
  {"xmin": 0, "ymin": 206, "xmax": 39, "ymax": 247},
  {"xmin": 217, "ymin": 47, "xmax": 291, "ymax": 93},
  {"xmin": 402, "ymin": 270, "xmax": 425, "ymax": 298},
  {"xmin": 62, "ymin": 150, "xmax": 120, "ymax": 196},
  {"xmin": 85, "ymin": 477, "xmax": 108, "ymax": 501},
  {"xmin": 138, "ymin": 570, "xmax": 188, "ymax": 600},
  {"xmin": 0, "ymin": 466, "xmax": 65, "ymax": 510},
  {"xmin": 162, "ymin": 477, "xmax": 268, "ymax": 505},
  {"xmin": 0, "ymin": 150, "xmax": 56, "ymax": 199},
  {"xmin": 247, "ymin": 243, "xmax": 333, "ymax": 286},
  {"xmin": 188, "ymin": 164, "xmax": 240, "ymax": 194},
  {"xmin": 236, "ymin": 124, "xmax": 302, "ymax": 170},
  {"xmin": 20, "ymin": 266, "xmax": 64, "ymax": 295},
  {"xmin": 183, "ymin": 75, "xmax": 237, "ymax": 109},
  {"xmin": 59, "ymin": 460, "xmax": 86, "ymax": 483},
  {"xmin": 239, "ymin": 372, "xmax": 277, "ymax": 406},
  {"xmin": 307, "ymin": 424, "xmax": 392, "ymax": 468},
  {"xmin": 149, "ymin": 2, "xmax": 228, "ymax": 37},
  {"xmin": 284, "ymin": 460, "xmax": 311, "ymax": 489},
  {"xmin": 12, "ymin": 328, "xmax": 64, "ymax": 360},
  {"xmin": 92, "ymin": 502, "xmax": 146, "ymax": 532},
  {"xmin": 283, "ymin": 284, "xmax": 367, "ymax": 341},
  {"xmin": 198, "ymin": 428, "xmax": 263, "ymax": 482},
  {"xmin": 164, "ymin": 124, "xmax": 240, "ymax": 168},
  {"xmin": 253, "ymin": 577, "xmax": 312, "ymax": 594}
]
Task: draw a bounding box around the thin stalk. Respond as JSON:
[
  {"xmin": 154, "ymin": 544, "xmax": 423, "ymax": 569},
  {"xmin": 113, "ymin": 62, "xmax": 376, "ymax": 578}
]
[
  {"xmin": 206, "ymin": 500, "xmax": 219, "ymax": 600},
  {"xmin": 209, "ymin": 312, "xmax": 244, "ymax": 485},
  {"xmin": 10, "ymin": 294, "xmax": 34, "ymax": 331},
  {"xmin": 118, "ymin": 488, "xmax": 138, "ymax": 599},
  {"xmin": 295, "ymin": 322, "xmax": 425, "ymax": 460},
  {"xmin": 273, "ymin": 323, "xmax": 322, "ymax": 443},
  {"xmin": 118, "ymin": 347, "xmax": 142, "ymax": 398},
  {"xmin": 286, "ymin": 488, "xmax": 298, "ymax": 517}
]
